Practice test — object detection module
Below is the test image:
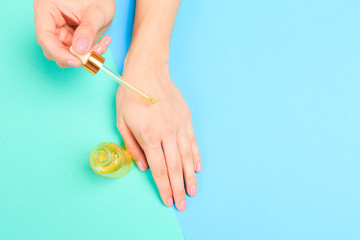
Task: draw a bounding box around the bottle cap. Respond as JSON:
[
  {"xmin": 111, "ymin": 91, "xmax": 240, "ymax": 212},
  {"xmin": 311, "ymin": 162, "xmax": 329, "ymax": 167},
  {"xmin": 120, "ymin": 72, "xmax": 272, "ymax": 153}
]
[{"xmin": 70, "ymin": 46, "xmax": 105, "ymax": 75}]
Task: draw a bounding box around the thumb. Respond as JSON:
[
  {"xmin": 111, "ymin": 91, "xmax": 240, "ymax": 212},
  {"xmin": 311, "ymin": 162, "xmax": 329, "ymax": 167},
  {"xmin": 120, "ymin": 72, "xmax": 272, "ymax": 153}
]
[{"xmin": 72, "ymin": 8, "xmax": 104, "ymax": 54}]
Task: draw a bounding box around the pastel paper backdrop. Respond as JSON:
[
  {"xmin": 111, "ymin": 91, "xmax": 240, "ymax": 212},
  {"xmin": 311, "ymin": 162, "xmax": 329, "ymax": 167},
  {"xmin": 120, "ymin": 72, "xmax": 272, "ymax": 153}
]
[
  {"xmin": 0, "ymin": 1, "xmax": 183, "ymax": 239},
  {"xmin": 108, "ymin": 0, "xmax": 360, "ymax": 239}
]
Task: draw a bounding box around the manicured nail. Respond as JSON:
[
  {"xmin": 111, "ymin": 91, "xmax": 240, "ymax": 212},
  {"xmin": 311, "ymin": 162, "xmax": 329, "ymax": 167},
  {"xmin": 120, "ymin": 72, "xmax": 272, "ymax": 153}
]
[
  {"xmin": 196, "ymin": 162, "xmax": 202, "ymax": 172},
  {"xmin": 67, "ymin": 60, "xmax": 81, "ymax": 67},
  {"xmin": 137, "ymin": 161, "xmax": 145, "ymax": 171},
  {"xmin": 190, "ymin": 185, "xmax": 197, "ymax": 196},
  {"xmin": 105, "ymin": 37, "xmax": 112, "ymax": 45},
  {"xmin": 179, "ymin": 200, "xmax": 186, "ymax": 211},
  {"xmin": 167, "ymin": 197, "xmax": 173, "ymax": 207},
  {"xmin": 75, "ymin": 37, "xmax": 88, "ymax": 52},
  {"xmin": 95, "ymin": 45, "xmax": 104, "ymax": 54}
]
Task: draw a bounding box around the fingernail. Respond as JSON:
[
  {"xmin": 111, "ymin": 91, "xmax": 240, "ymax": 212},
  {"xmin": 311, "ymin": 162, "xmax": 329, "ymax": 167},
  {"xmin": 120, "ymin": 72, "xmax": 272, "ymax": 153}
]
[
  {"xmin": 167, "ymin": 197, "xmax": 173, "ymax": 207},
  {"xmin": 105, "ymin": 37, "xmax": 112, "ymax": 45},
  {"xmin": 179, "ymin": 200, "xmax": 186, "ymax": 211},
  {"xmin": 75, "ymin": 37, "xmax": 88, "ymax": 52},
  {"xmin": 196, "ymin": 162, "xmax": 202, "ymax": 172},
  {"xmin": 137, "ymin": 161, "xmax": 145, "ymax": 171},
  {"xmin": 95, "ymin": 45, "xmax": 104, "ymax": 54},
  {"xmin": 190, "ymin": 185, "xmax": 197, "ymax": 196},
  {"xmin": 67, "ymin": 60, "xmax": 81, "ymax": 67}
]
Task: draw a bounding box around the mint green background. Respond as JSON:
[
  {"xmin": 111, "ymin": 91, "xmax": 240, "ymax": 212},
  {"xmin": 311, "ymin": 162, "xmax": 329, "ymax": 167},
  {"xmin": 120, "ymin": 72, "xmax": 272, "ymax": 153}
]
[{"xmin": 0, "ymin": 1, "xmax": 183, "ymax": 239}]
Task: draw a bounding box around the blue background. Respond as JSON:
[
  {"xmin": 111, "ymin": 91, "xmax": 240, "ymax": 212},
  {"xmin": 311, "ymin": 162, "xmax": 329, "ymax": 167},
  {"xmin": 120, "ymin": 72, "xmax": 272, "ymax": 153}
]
[{"xmin": 109, "ymin": 0, "xmax": 360, "ymax": 239}]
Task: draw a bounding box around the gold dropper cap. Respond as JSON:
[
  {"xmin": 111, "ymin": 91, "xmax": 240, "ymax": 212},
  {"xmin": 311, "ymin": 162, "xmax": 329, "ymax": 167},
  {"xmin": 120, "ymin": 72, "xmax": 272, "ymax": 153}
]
[
  {"xmin": 69, "ymin": 46, "xmax": 157, "ymax": 104},
  {"xmin": 83, "ymin": 51, "xmax": 105, "ymax": 75},
  {"xmin": 69, "ymin": 47, "xmax": 105, "ymax": 75}
]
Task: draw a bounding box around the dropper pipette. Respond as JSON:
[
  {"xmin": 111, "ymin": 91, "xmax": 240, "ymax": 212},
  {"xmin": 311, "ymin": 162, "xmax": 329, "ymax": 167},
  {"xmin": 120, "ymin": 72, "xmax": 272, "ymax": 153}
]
[
  {"xmin": 100, "ymin": 65, "xmax": 156, "ymax": 104},
  {"xmin": 70, "ymin": 47, "xmax": 156, "ymax": 104}
]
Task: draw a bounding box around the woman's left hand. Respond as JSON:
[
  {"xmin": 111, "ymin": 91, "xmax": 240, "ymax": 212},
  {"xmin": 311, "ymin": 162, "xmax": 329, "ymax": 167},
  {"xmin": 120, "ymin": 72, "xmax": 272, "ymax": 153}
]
[{"xmin": 116, "ymin": 51, "xmax": 202, "ymax": 211}]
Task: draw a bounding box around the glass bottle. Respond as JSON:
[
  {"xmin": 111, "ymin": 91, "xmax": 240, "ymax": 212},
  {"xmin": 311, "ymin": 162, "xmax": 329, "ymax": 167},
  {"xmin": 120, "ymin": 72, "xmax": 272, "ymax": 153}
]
[{"xmin": 90, "ymin": 142, "xmax": 131, "ymax": 178}]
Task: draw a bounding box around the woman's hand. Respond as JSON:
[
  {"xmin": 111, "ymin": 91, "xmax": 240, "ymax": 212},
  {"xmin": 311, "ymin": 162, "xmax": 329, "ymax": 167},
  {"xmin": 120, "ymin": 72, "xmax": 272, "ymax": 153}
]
[
  {"xmin": 33, "ymin": 0, "xmax": 115, "ymax": 68},
  {"xmin": 116, "ymin": 51, "xmax": 202, "ymax": 211}
]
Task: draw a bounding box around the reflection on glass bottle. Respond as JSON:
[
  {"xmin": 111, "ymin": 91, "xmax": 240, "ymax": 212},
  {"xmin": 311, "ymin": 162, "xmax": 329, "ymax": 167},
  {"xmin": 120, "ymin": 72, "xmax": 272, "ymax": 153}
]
[{"xmin": 90, "ymin": 142, "xmax": 131, "ymax": 178}]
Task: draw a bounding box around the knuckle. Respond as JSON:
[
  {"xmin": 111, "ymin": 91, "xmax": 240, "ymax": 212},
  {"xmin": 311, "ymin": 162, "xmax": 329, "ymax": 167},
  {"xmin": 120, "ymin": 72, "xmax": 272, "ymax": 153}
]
[
  {"xmin": 186, "ymin": 174, "xmax": 196, "ymax": 183},
  {"xmin": 57, "ymin": 63, "xmax": 66, "ymax": 68},
  {"xmin": 126, "ymin": 148, "xmax": 141, "ymax": 160},
  {"xmin": 36, "ymin": 33, "xmax": 45, "ymax": 46},
  {"xmin": 163, "ymin": 120, "xmax": 176, "ymax": 135},
  {"xmin": 42, "ymin": 50, "xmax": 51, "ymax": 60},
  {"xmin": 181, "ymin": 151, "xmax": 193, "ymax": 163},
  {"xmin": 104, "ymin": 1, "xmax": 116, "ymax": 18},
  {"xmin": 79, "ymin": 22, "xmax": 95, "ymax": 35},
  {"xmin": 169, "ymin": 161, "xmax": 182, "ymax": 174},
  {"xmin": 96, "ymin": 3, "xmax": 115, "ymax": 26},
  {"xmin": 193, "ymin": 152, "xmax": 201, "ymax": 161},
  {"xmin": 160, "ymin": 188, "xmax": 172, "ymax": 198},
  {"xmin": 140, "ymin": 126, "xmax": 159, "ymax": 147},
  {"xmin": 189, "ymin": 135, "xmax": 198, "ymax": 146},
  {"xmin": 173, "ymin": 188, "xmax": 186, "ymax": 198},
  {"xmin": 153, "ymin": 166, "xmax": 167, "ymax": 179},
  {"xmin": 33, "ymin": 0, "xmax": 42, "ymax": 11}
]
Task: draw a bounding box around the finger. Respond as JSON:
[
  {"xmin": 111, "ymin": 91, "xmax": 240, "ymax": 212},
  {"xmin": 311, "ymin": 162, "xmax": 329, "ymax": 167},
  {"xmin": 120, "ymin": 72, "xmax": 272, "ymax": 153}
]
[
  {"xmin": 90, "ymin": 36, "xmax": 112, "ymax": 55},
  {"xmin": 34, "ymin": 6, "xmax": 57, "ymax": 39},
  {"xmin": 177, "ymin": 127, "xmax": 197, "ymax": 197},
  {"xmin": 42, "ymin": 33, "xmax": 81, "ymax": 67},
  {"xmin": 140, "ymin": 140, "xmax": 174, "ymax": 208},
  {"xmin": 34, "ymin": 8, "xmax": 81, "ymax": 67},
  {"xmin": 56, "ymin": 62, "xmax": 68, "ymax": 68},
  {"xmin": 187, "ymin": 122, "xmax": 202, "ymax": 172},
  {"xmin": 117, "ymin": 119, "xmax": 148, "ymax": 172},
  {"xmin": 57, "ymin": 25, "xmax": 75, "ymax": 46},
  {"xmin": 162, "ymin": 126, "xmax": 187, "ymax": 211},
  {"xmin": 72, "ymin": 7, "xmax": 108, "ymax": 54}
]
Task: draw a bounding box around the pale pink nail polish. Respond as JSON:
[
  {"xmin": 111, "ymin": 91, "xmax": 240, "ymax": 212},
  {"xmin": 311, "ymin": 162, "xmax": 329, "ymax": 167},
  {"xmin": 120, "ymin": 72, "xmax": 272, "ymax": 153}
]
[
  {"xmin": 196, "ymin": 162, "xmax": 202, "ymax": 172},
  {"xmin": 95, "ymin": 46, "xmax": 104, "ymax": 54},
  {"xmin": 190, "ymin": 185, "xmax": 197, "ymax": 196},
  {"xmin": 105, "ymin": 37, "xmax": 112, "ymax": 45},
  {"xmin": 75, "ymin": 37, "xmax": 88, "ymax": 52},
  {"xmin": 137, "ymin": 161, "xmax": 145, "ymax": 171},
  {"xmin": 167, "ymin": 198, "xmax": 174, "ymax": 207},
  {"xmin": 179, "ymin": 200, "xmax": 186, "ymax": 211},
  {"xmin": 67, "ymin": 60, "xmax": 80, "ymax": 67}
]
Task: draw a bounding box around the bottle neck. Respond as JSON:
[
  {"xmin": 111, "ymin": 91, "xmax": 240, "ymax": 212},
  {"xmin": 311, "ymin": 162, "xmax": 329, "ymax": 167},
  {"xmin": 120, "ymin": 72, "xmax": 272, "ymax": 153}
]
[{"xmin": 93, "ymin": 148, "xmax": 113, "ymax": 167}]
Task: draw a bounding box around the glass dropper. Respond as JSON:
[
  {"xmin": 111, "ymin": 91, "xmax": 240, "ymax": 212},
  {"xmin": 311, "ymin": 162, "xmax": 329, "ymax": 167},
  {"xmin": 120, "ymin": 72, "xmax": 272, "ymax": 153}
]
[
  {"xmin": 70, "ymin": 47, "xmax": 156, "ymax": 104},
  {"xmin": 100, "ymin": 66, "xmax": 156, "ymax": 104}
]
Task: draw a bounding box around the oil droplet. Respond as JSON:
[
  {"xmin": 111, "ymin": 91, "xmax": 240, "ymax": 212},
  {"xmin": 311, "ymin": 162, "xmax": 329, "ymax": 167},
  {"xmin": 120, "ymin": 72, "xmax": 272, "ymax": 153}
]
[{"xmin": 150, "ymin": 98, "xmax": 156, "ymax": 104}]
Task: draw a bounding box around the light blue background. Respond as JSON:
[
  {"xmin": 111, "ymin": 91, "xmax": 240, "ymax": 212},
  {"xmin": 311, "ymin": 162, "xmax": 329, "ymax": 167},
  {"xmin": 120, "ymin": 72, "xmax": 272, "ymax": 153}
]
[{"xmin": 109, "ymin": 0, "xmax": 360, "ymax": 239}]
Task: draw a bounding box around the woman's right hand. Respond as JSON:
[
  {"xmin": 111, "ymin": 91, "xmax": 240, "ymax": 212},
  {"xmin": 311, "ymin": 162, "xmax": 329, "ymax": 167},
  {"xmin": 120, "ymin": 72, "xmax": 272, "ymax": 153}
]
[{"xmin": 33, "ymin": 0, "xmax": 115, "ymax": 68}]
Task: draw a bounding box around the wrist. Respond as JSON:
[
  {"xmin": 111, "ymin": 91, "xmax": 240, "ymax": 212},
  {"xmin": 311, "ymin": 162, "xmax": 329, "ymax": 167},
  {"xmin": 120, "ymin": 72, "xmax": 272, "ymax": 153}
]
[
  {"xmin": 124, "ymin": 41, "xmax": 170, "ymax": 72},
  {"xmin": 122, "ymin": 45, "xmax": 171, "ymax": 87}
]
